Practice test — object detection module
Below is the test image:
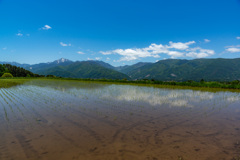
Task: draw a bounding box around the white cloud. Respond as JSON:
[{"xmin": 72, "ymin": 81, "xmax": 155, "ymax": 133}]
[
  {"xmin": 225, "ymin": 45, "xmax": 240, "ymax": 48},
  {"xmin": 16, "ymin": 32, "xmax": 30, "ymax": 37},
  {"xmin": 41, "ymin": 25, "xmax": 52, "ymax": 30},
  {"xmin": 168, "ymin": 51, "xmax": 184, "ymax": 58},
  {"xmin": 60, "ymin": 42, "xmax": 71, "ymax": 47},
  {"xmin": 225, "ymin": 44, "xmax": 240, "ymax": 53},
  {"xmin": 16, "ymin": 33, "xmax": 23, "ymax": 37},
  {"xmin": 226, "ymin": 47, "xmax": 240, "ymax": 53},
  {"xmin": 168, "ymin": 41, "xmax": 195, "ymax": 50},
  {"xmin": 100, "ymin": 51, "xmax": 112, "ymax": 55},
  {"xmin": 237, "ymin": 37, "xmax": 240, "ymax": 40},
  {"xmin": 186, "ymin": 47, "xmax": 215, "ymax": 58},
  {"xmin": 2, "ymin": 47, "xmax": 7, "ymax": 50},
  {"xmin": 153, "ymin": 54, "xmax": 160, "ymax": 58},
  {"xmin": 204, "ymin": 39, "xmax": 210, "ymax": 43},
  {"xmin": 100, "ymin": 41, "xmax": 214, "ymax": 61},
  {"xmin": 77, "ymin": 51, "xmax": 85, "ymax": 54},
  {"xmin": 95, "ymin": 57, "xmax": 101, "ymax": 60}
]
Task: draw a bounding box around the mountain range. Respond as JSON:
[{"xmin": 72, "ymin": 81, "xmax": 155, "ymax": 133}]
[{"xmin": 1, "ymin": 58, "xmax": 240, "ymax": 81}]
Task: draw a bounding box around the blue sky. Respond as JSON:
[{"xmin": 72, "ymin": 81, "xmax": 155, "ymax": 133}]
[{"xmin": 0, "ymin": 0, "xmax": 240, "ymax": 66}]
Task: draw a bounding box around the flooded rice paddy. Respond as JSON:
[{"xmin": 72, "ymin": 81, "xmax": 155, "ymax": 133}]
[{"xmin": 0, "ymin": 80, "xmax": 240, "ymax": 160}]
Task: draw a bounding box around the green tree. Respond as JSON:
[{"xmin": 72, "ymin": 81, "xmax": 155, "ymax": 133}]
[
  {"xmin": 46, "ymin": 75, "xmax": 56, "ymax": 78},
  {"xmin": 200, "ymin": 79, "xmax": 205, "ymax": 83},
  {"xmin": 1, "ymin": 73, "xmax": 14, "ymax": 78}
]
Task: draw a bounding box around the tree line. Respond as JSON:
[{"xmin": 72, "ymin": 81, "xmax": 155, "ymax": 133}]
[
  {"xmin": 0, "ymin": 64, "xmax": 43, "ymax": 77},
  {"xmin": 52, "ymin": 77, "xmax": 240, "ymax": 90}
]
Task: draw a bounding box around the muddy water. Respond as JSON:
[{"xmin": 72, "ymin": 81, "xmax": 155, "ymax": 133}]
[{"xmin": 0, "ymin": 80, "xmax": 240, "ymax": 160}]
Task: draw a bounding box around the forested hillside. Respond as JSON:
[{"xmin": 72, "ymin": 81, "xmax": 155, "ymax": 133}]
[
  {"xmin": 2, "ymin": 58, "xmax": 240, "ymax": 81},
  {"xmin": 126, "ymin": 58, "xmax": 240, "ymax": 81},
  {"xmin": 0, "ymin": 64, "xmax": 42, "ymax": 77},
  {"xmin": 35, "ymin": 61, "xmax": 130, "ymax": 80}
]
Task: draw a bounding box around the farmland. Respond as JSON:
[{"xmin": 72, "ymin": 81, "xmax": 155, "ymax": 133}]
[{"xmin": 0, "ymin": 79, "xmax": 240, "ymax": 159}]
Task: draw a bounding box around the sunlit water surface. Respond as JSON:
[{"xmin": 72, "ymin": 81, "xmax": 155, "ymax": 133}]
[{"xmin": 0, "ymin": 80, "xmax": 240, "ymax": 160}]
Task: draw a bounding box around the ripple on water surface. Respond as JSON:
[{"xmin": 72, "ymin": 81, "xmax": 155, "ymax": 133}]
[{"xmin": 0, "ymin": 80, "xmax": 240, "ymax": 160}]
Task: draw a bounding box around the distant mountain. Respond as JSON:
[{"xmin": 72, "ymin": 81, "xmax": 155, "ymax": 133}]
[
  {"xmin": 0, "ymin": 62, "xmax": 30, "ymax": 68},
  {"xmin": 0, "ymin": 58, "xmax": 73, "ymax": 72},
  {"xmin": 91, "ymin": 60, "xmax": 116, "ymax": 70},
  {"xmin": 116, "ymin": 62, "xmax": 152, "ymax": 75},
  {"xmin": 35, "ymin": 61, "xmax": 130, "ymax": 79},
  {"xmin": 28, "ymin": 58, "xmax": 73, "ymax": 73},
  {"xmin": 2, "ymin": 58, "xmax": 240, "ymax": 81},
  {"xmin": 126, "ymin": 58, "xmax": 240, "ymax": 81},
  {"xmin": 0, "ymin": 58, "xmax": 127, "ymax": 79},
  {"xmin": 53, "ymin": 58, "xmax": 72, "ymax": 64}
]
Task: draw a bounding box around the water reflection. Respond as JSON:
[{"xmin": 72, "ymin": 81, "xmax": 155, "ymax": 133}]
[{"xmin": 21, "ymin": 80, "xmax": 240, "ymax": 109}]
